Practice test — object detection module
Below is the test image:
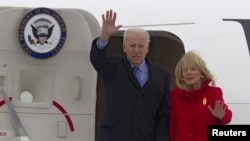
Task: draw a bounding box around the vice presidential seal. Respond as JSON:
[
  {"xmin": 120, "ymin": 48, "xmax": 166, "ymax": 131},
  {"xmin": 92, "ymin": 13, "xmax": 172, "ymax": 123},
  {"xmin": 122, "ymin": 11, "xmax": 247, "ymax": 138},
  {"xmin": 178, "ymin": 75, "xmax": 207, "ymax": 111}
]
[{"xmin": 18, "ymin": 7, "xmax": 66, "ymax": 59}]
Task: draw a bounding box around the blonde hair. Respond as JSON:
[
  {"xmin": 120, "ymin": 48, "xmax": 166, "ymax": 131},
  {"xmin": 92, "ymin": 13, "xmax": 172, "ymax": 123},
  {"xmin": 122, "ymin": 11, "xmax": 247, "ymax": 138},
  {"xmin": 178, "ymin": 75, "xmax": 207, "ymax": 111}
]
[{"xmin": 175, "ymin": 50, "xmax": 216, "ymax": 91}]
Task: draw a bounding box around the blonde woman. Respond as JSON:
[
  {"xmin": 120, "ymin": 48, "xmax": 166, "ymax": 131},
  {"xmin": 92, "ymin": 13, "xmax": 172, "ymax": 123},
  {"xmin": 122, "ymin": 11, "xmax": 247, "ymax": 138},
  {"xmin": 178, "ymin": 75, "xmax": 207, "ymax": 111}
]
[{"xmin": 169, "ymin": 51, "xmax": 232, "ymax": 141}]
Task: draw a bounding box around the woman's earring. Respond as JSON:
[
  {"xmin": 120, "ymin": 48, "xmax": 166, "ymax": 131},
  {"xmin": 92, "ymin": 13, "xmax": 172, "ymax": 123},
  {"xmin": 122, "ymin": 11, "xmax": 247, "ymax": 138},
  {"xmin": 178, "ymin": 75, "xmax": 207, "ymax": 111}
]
[{"xmin": 200, "ymin": 75, "xmax": 203, "ymax": 78}]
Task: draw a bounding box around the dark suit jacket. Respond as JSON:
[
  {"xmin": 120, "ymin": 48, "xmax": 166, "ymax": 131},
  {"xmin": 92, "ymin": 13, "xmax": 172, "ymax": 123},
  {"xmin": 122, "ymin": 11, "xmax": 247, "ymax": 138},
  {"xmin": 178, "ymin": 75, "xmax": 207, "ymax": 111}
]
[{"xmin": 90, "ymin": 38, "xmax": 170, "ymax": 141}]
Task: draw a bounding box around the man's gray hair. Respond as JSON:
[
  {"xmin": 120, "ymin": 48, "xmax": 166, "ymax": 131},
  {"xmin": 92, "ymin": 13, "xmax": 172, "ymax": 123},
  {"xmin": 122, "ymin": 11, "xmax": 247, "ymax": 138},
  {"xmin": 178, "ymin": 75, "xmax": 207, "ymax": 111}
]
[{"xmin": 123, "ymin": 27, "xmax": 150, "ymax": 45}]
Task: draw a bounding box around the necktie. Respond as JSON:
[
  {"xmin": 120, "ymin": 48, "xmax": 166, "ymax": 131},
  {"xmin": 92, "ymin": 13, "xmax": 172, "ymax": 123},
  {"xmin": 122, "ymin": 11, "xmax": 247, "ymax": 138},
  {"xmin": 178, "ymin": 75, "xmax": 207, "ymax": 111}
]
[{"xmin": 133, "ymin": 67, "xmax": 142, "ymax": 86}]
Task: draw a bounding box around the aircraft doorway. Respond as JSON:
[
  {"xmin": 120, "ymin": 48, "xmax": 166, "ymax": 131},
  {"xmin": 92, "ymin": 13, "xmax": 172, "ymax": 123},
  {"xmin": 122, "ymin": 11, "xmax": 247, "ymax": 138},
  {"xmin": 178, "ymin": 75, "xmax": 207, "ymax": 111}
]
[{"xmin": 95, "ymin": 30, "xmax": 185, "ymax": 140}]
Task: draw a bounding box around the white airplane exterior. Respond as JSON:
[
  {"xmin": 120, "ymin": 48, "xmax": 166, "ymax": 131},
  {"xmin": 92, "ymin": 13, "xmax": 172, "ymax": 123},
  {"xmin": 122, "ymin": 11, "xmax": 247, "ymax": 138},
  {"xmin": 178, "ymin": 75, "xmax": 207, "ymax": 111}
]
[{"xmin": 0, "ymin": 0, "xmax": 249, "ymax": 141}]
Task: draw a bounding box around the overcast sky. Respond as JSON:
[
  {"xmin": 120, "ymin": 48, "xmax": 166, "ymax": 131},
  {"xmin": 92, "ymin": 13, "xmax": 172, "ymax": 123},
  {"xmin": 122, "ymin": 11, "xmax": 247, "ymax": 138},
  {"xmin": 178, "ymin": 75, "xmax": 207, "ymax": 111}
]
[{"xmin": 0, "ymin": 0, "xmax": 249, "ymax": 28}]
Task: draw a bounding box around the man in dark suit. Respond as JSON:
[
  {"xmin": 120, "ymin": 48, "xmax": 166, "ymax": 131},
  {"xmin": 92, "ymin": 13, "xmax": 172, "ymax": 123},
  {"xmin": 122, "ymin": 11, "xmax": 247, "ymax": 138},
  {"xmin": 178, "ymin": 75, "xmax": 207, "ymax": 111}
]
[{"xmin": 90, "ymin": 9, "xmax": 170, "ymax": 141}]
